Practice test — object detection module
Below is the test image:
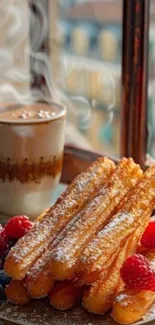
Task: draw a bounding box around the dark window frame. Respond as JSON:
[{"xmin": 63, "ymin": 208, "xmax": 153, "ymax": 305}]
[{"xmin": 121, "ymin": 0, "xmax": 150, "ymax": 166}]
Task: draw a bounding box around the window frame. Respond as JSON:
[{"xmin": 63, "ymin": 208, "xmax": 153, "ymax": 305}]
[{"xmin": 121, "ymin": 0, "xmax": 150, "ymax": 166}]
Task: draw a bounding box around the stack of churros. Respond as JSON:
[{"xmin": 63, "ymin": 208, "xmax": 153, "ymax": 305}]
[{"xmin": 4, "ymin": 157, "xmax": 155, "ymax": 324}]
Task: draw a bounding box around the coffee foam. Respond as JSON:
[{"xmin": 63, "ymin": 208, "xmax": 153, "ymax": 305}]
[{"xmin": 0, "ymin": 102, "xmax": 64, "ymax": 123}]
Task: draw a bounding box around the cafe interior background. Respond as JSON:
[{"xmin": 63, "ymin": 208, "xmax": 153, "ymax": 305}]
[{"xmin": 1, "ymin": 0, "xmax": 155, "ymax": 159}]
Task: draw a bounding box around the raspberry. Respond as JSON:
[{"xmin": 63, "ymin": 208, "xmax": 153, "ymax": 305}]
[
  {"xmin": 120, "ymin": 254, "xmax": 155, "ymax": 291},
  {"xmin": 5, "ymin": 216, "xmax": 33, "ymax": 239},
  {"xmin": 0, "ymin": 227, "xmax": 8, "ymax": 257},
  {"xmin": 141, "ymin": 221, "xmax": 155, "ymax": 248}
]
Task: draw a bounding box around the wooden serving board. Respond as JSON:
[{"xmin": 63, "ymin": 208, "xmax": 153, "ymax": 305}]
[{"xmin": 0, "ymin": 300, "xmax": 118, "ymax": 325}]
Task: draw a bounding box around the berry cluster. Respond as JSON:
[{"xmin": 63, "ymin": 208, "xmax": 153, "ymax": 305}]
[
  {"xmin": 0, "ymin": 215, "xmax": 33, "ymax": 301},
  {"xmin": 120, "ymin": 220, "xmax": 155, "ymax": 291}
]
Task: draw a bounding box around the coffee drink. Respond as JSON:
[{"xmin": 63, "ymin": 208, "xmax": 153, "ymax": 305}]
[{"xmin": 0, "ymin": 102, "xmax": 66, "ymax": 222}]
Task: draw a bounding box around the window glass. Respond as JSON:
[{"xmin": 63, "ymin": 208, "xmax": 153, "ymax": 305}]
[{"xmin": 56, "ymin": 0, "xmax": 123, "ymax": 157}]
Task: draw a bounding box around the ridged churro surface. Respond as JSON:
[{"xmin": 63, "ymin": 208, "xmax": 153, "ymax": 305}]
[
  {"xmin": 48, "ymin": 158, "xmax": 143, "ymax": 281},
  {"xmin": 83, "ymin": 241, "xmax": 128, "ymax": 314},
  {"xmin": 26, "ymin": 158, "xmax": 116, "ymax": 297},
  {"xmin": 78, "ymin": 165, "xmax": 155, "ymax": 284},
  {"xmin": 3, "ymin": 157, "xmax": 155, "ymax": 324},
  {"xmin": 83, "ymin": 212, "xmax": 151, "ymax": 315},
  {"xmin": 5, "ymin": 157, "xmax": 115, "ymax": 280}
]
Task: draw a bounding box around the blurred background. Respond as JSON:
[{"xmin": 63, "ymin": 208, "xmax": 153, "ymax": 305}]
[
  {"xmin": 57, "ymin": 0, "xmax": 155, "ymax": 159},
  {"xmin": 0, "ymin": 0, "xmax": 155, "ymax": 159}
]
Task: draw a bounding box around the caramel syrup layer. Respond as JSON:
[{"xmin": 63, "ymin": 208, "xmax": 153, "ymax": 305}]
[{"xmin": 0, "ymin": 155, "xmax": 63, "ymax": 183}]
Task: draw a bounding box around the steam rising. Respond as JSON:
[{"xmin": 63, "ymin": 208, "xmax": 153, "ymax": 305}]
[
  {"xmin": 0, "ymin": 0, "xmax": 117, "ymax": 145},
  {"xmin": 0, "ymin": 0, "xmax": 30, "ymax": 103}
]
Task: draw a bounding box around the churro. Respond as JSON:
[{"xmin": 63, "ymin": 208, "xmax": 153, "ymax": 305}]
[
  {"xmin": 26, "ymin": 158, "xmax": 142, "ymax": 296},
  {"xmin": 83, "ymin": 240, "xmax": 129, "ymax": 314},
  {"xmin": 45, "ymin": 213, "xmax": 150, "ymax": 310},
  {"xmin": 112, "ymin": 250, "xmax": 155, "ymax": 324},
  {"xmin": 4, "ymin": 157, "xmax": 155, "ymax": 324},
  {"xmin": 5, "ymin": 280, "xmax": 30, "ymax": 305},
  {"xmin": 82, "ymin": 214, "xmax": 150, "ymax": 315},
  {"xmin": 26, "ymin": 217, "xmax": 81, "ymax": 298},
  {"xmin": 5, "ymin": 157, "xmax": 115, "ymax": 280},
  {"xmin": 113, "ymin": 289, "xmax": 155, "ymax": 325},
  {"xmin": 47, "ymin": 158, "xmax": 143, "ymax": 281},
  {"xmin": 78, "ymin": 165, "xmax": 155, "ymax": 284},
  {"xmin": 49, "ymin": 280, "xmax": 84, "ymax": 310}
]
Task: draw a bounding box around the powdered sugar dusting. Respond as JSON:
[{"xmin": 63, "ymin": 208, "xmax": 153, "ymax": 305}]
[
  {"xmin": 115, "ymin": 293, "xmax": 129, "ymax": 303},
  {"xmin": 27, "ymin": 212, "xmax": 84, "ymax": 286},
  {"xmin": 6, "ymin": 157, "xmax": 114, "ymax": 276},
  {"xmin": 78, "ymin": 167, "xmax": 155, "ymax": 280},
  {"xmin": 81, "ymin": 212, "xmax": 134, "ymax": 265},
  {"xmin": 51, "ymin": 159, "xmax": 142, "ymax": 270}
]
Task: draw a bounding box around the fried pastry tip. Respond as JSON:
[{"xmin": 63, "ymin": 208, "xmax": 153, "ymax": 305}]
[
  {"xmin": 112, "ymin": 289, "xmax": 155, "ymax": 324},
  {"xmin": 5, "ymin": 280, "xmax": 30, "ymax": 305},
  {"xmin": 112, "ymin": 250, "xmax": 155, "ymax": 324},
  {"xmin": 49, "ymin": 280, "xmax": 84, "ymax": 311}
]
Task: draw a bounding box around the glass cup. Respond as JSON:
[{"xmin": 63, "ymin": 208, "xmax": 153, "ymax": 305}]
[{"xmin": 0, "ymin": 102, "xmax": 66, "ymax": 222}]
